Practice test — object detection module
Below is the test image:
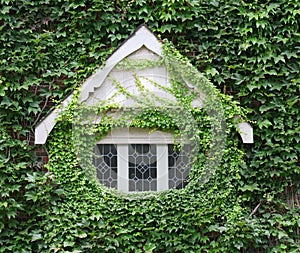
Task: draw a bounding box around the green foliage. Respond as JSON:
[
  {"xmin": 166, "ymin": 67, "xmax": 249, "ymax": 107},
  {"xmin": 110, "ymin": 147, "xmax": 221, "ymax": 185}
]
[{"xmin": 0, "ymin": 0, "xmax": 299, "ymax": 252}]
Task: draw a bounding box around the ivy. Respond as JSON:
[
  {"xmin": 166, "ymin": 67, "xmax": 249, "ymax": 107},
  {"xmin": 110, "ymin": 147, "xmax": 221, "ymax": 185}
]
[{"xmin": 0, "ymin": 0, "xmax": 299, "ymax": 252}]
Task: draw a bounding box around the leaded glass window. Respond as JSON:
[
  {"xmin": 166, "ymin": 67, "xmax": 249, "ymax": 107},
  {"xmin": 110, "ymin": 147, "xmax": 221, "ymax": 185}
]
[
  {"xmin": 168, "ymin": 144, "xmax": 190, "ymax": 189},
  {"xmin": 94, "ymin": 130, "xmax": 191, "ymax": 193},
  {"xmin": 128, "ymin": 144, "xmax": 157, "ymax": 192},
  {"xmin": 94, "ymin": 144, "xmax": 118, "ymax": 189}
]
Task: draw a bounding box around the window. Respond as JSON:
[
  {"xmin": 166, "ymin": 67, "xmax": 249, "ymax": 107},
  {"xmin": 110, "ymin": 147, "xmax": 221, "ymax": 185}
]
[{"xmin": 93, "ymin": 128, "xmax": 190, "ymax": 192}]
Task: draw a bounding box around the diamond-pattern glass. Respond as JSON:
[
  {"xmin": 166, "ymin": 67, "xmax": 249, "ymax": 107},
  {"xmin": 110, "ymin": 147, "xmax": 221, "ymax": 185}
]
[
  {"xmin": 128, "ymin": 144, "xmax": 157, "ymax": 191},
  {"xmin": 94, "ymin": 144, "xmax": 117, "ymax": 189},
  {"xmin": 168, "ymin": 144, "xmax": 190, "ymax": 189}
]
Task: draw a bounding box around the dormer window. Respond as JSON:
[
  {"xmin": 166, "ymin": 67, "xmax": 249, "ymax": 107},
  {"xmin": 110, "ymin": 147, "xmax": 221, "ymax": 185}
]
[
  {"xmin": 34, "ymin": 25, "xmax": 253, "ymax": 194},
  {"xmin": 93, "ymin": 128, "xmax": 190, "ymax": 192}
]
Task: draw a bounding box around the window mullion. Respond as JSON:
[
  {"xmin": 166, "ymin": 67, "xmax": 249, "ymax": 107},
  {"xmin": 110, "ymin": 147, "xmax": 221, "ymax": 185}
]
[
  {"xmin": 156, "ymin": 144, "xmax": 168, "ymax": 191},
  {"xmin": 117, "ymin": 144, "xmax": 129, "ymax": 192}
]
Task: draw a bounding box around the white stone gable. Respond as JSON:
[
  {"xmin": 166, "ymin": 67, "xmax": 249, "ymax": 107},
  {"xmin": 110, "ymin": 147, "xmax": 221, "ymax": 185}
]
[{"xmin": 34, "ymin": 25, "xmax": 253, "ymax": 144}]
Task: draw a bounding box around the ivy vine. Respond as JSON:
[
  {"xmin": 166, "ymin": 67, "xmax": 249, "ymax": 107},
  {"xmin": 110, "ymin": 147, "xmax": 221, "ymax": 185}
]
[{"xmin": 0, "ymin": 0, "xmax": 299, "ymax": 252}]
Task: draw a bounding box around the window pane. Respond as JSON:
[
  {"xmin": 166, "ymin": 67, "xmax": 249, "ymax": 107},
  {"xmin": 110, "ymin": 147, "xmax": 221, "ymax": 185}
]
[
  {"xmin": 128, "ymin": 144, "xmax": 157, "ymax": 192},
  {"xmin": 94, "ymin": 144, "xmax": 118, "ymax": 189},
  {"xmin": 168, "ymin": 144, "xmax": 190, "ymax": 189}
]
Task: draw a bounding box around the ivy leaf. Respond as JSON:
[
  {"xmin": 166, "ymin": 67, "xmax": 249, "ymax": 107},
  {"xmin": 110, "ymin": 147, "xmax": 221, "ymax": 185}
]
[
  {"xmin": 259, "ymin": 104, "xmax": 273, "ymax": 113},
  {"xmin": 218, "ymin": 226, "xmax": 226, "ymax": 233},
  {"xmin": 273, "ymin": 55, "xmax": 285, "ymax": 64},
  {"xmin": 0, "ymin": 86, "xmax": 6, "ymax": 96},
  {"xmin": 26, "ymin": 173, "xmax": 37, "ymax": 183},
  {"xmin": 63, "ymin": 241, "xmax": 75, "ymax": 247},
  {"xmin": 1, "ymin": 6, "xmax": 11, "ymax": 14},
  {"xmin": 144, "ymin": 243, "xmax": 156, "ymax": 253},
  {"xmin": 31, "ymin": 233, "xmax": 42, "ymax": 242},
  {"xmin": 247, "ymin": 84, "xmax": 258, "ymax": 92},
  {"xmin": 234, "ymin": 241, "xmax": 243, "ymax": 250},
  {"xmin": 278, "ymin": 231, "xmax": 288, "ymax": 240},
  {"xmin": 206, "ymin": 67, "xmax": 219, "ymax": 77},
  {"xmin": 240, "ymin": 183, "xmax": 259, "ymax": 192},
  {"xmin": 257, "ymin": 119, "xmax": 272, "ymax": 129},
  {"xmin": 74, "ymin": 233, "xmax": 87, "ymax": 238}
]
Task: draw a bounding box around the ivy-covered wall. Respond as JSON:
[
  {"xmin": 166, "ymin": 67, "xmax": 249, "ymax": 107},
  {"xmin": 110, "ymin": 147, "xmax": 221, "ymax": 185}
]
[{"xmin": 0, "ymin": 0, "xmax": 299, "ymax": 252}]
